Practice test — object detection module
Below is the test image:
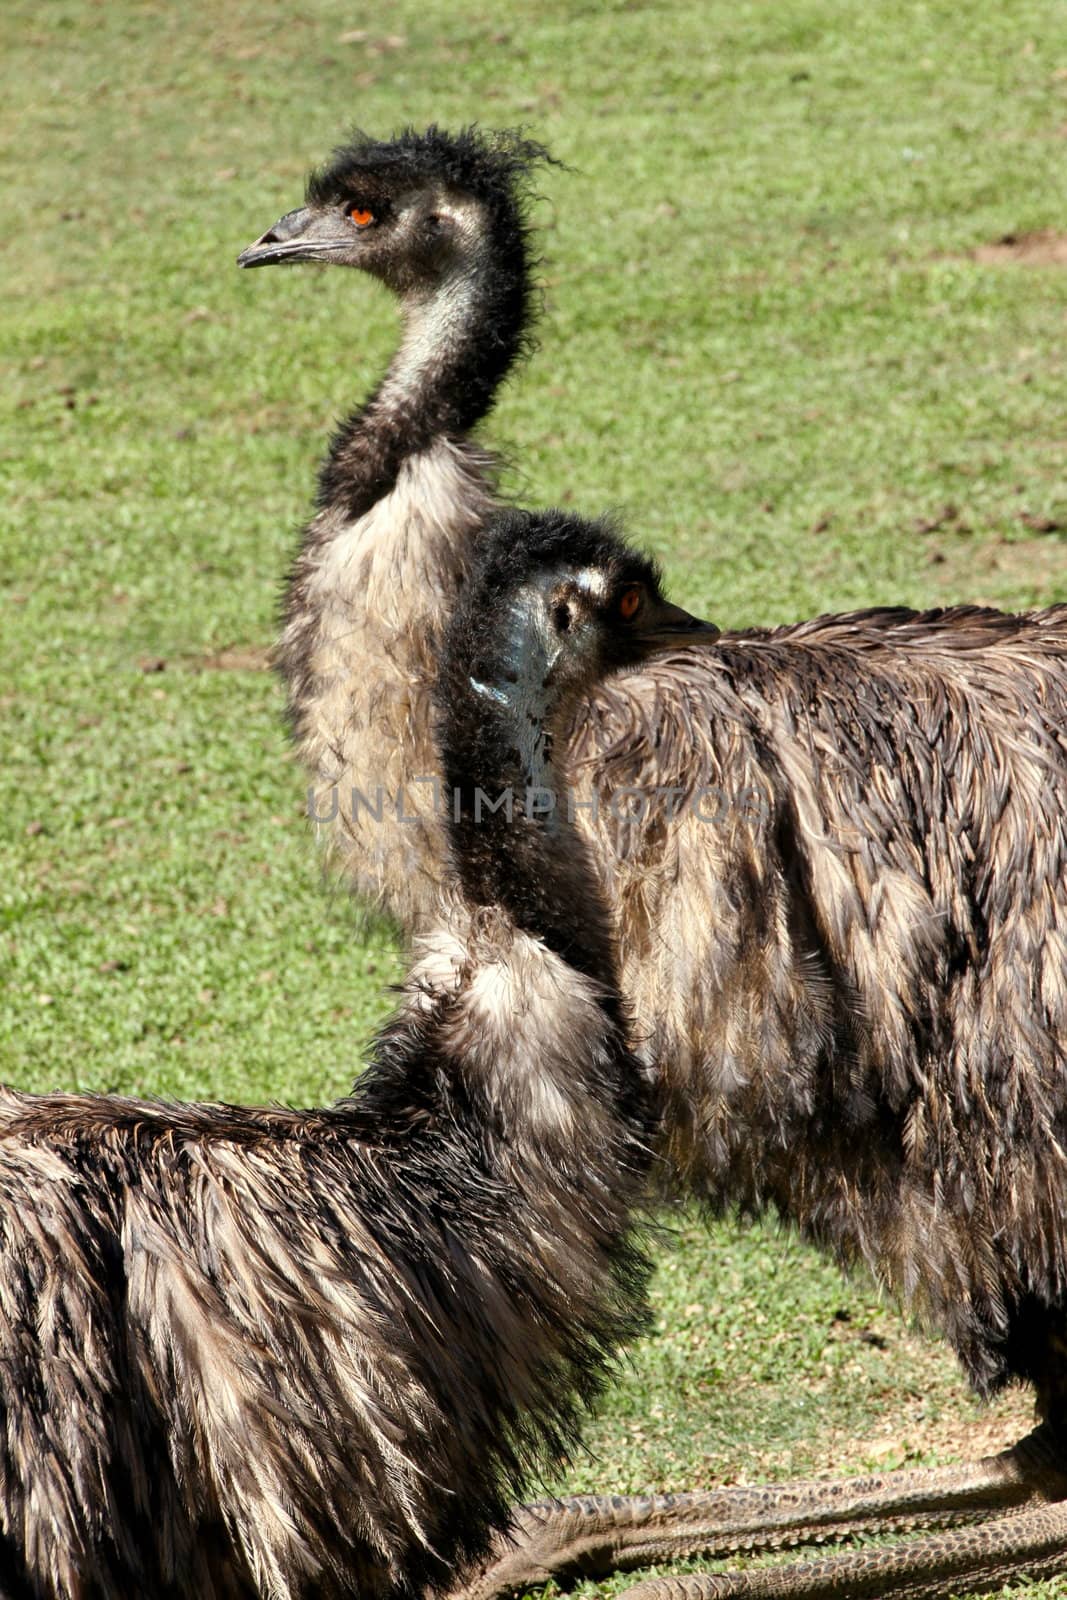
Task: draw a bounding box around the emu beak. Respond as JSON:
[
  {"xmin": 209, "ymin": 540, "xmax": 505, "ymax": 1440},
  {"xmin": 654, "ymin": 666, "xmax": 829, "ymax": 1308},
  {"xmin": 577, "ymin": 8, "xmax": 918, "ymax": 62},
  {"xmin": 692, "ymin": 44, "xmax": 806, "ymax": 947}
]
[
  {"xmin": 635, "ymin": 600, "xmax": 720, "ymax": 653},
  {"xmin": 237, "ymin": 207, "xmax": 348, "ymax": 268}
]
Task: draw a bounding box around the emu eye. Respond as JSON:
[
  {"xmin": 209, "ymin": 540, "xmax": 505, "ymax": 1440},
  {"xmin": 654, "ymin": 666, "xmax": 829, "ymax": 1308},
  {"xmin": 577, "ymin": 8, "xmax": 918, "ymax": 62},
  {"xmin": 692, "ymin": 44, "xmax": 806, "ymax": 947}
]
[
  {"xmin": 349, "ymin": 205, "xmax": 375, "ymax": 227},
  {"xmin": 552, "ymin": 602, "xmax": 572, "ymax": 633},
  {"xmin": 617, "ymin": 586, "xmax": 642, "ymax": 622}
]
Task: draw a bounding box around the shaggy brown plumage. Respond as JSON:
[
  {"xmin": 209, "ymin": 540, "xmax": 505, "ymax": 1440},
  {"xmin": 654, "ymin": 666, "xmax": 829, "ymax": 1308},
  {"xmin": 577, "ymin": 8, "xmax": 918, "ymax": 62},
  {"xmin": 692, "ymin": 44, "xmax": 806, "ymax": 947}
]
[
  {"xmin": 0, "ymin": 951, "xmax": 646, "ymax": 1600},
  {"xmin": 572, "ymin": 600, "xmax": 1067, "ymax": 1404},
  {"xmin": 458, "ymin": 597, "xmax": 1067, "ymax": 1600},
  {"xmin": 0, "ymin": 511, "xmax": 689, "ymax": 1600}
]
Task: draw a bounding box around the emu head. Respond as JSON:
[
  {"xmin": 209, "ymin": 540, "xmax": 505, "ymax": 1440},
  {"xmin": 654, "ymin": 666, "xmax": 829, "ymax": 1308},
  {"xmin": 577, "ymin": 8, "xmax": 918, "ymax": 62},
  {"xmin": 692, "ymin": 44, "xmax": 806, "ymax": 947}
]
[
  {"xmin": 237, "ymin": 124, "xmax": 551, "ymax": 296},
  {"xmin": 445, "ymin": 507, "xmax": 719, "ymax": 722}
]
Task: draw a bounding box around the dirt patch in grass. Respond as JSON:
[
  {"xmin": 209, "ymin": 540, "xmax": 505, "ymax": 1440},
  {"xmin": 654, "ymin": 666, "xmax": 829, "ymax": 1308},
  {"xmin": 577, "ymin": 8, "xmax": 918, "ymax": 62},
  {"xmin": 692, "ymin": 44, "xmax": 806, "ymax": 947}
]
[
  {"xmin": 926, "ymin": 534, "xmax": 1067, "ymax": 608},
  {"xmin": 974, "ymin": 230, "xmax": 1067, "ymax": 266},
  {"xmin": 192, "ymin": 646, "xmax": 273, "ymax": 672},
  {"xmin": 825, "ymin": 1383, "xmax": 1036, "ymax": 1477},
  {"xmin": 734, "ymin": 1310, "xmax": 1037, "ymax": 1485},
  {"xmin": 135, "ymin": 647, "xmax": 274, "ymax": 673}
]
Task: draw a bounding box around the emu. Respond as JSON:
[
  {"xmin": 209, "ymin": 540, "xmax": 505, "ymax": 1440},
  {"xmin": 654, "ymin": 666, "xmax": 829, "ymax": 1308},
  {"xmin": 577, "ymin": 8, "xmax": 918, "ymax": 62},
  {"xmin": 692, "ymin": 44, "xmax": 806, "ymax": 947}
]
[
  {"xmin": 0, "ymin": 510, "xmax": 711, "ymax": 1600},
  {"xmin": 459, "ymin": 598, "xmax": 1067, "ymax": 1600},
  {"xmin": 238, "ymin": 132, "xmax": 1067, "ymax": 1598},
  {"xmin": 238, "ymin": 124, "xmax": 547, "ymax": 929}
]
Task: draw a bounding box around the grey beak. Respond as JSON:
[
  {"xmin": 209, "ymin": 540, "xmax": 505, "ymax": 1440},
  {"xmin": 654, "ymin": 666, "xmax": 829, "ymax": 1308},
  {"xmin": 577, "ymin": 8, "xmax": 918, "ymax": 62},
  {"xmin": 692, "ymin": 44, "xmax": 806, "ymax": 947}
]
[
  {"xmin": 637, "ymin": 600, "xmax": 720, "ymax": 652},
  {"xmin": 237, "ymin": 207, "xmax": 337, "ymax": 268}
]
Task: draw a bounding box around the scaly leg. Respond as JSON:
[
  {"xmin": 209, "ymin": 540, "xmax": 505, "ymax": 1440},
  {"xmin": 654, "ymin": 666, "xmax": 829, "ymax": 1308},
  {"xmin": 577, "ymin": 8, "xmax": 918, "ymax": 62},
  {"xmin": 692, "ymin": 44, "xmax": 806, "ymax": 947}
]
[
  {"xmin": 620, "ymin": 1499, "xmax": 1067, "ymax": 1600},
  {"xmin": 451, "ymin": 1426, "xmax": 1067, "ymax": 1600}
]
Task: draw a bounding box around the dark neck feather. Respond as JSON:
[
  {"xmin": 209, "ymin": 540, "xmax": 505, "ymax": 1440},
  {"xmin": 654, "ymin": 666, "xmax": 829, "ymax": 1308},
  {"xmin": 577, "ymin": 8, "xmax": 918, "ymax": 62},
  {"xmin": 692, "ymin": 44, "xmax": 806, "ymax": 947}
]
[
  {"xmin": 439, "ymin": 657, "xmax": 618, "ymax": 994},
  {"xmin": 317, "ymin": 216, "xmax": 530, "ymax": 521}
]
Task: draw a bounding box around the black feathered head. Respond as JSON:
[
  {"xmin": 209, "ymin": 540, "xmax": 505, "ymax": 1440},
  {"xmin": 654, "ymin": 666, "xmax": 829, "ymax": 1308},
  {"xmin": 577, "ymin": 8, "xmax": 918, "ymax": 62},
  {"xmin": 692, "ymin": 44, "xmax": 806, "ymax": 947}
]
[
  {"xmin": 305, "ymin": 124, "xmax": 552, "ymax": 217},
  {"xmin": 440, "ymin": 508, "xmax": 718, "ymax": 719},
  {"xmin": 238, "ymin": 125, "xmax": 552, "ymax": 296}
]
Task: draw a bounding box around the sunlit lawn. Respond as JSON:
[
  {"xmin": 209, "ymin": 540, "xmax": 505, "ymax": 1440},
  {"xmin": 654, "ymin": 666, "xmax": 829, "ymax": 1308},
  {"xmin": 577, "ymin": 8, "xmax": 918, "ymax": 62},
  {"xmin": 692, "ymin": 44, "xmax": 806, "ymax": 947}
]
[{"xmin": 3, "ymin": 0, "xmax": 1066, "ymax": 1591}]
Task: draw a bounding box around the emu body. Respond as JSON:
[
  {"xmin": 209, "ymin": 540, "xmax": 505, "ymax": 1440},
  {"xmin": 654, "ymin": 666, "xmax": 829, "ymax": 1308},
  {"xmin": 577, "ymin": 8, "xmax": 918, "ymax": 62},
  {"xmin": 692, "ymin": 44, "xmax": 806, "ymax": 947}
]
[
  {"xmin": 576, "ymin": 601, "xmax": 1067, "ymax": 1402},
  {"xmin": 0, "ymin": 941, "xmax": 644, "ymax": 1600},
  {"xmin": 0, "ymin": 510, "xmax": 714, "ymax": 1600}
]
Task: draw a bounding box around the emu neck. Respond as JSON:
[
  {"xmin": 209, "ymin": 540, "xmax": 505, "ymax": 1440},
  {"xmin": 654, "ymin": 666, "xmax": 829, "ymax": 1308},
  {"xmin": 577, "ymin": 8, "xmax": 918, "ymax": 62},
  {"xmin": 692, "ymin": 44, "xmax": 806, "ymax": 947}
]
[
  {"xmin": 442, "ymin": 630, "xmax": 616, "ymax": 991},
  {"xmin": 318, "ymin": 240, "xmax": 526, "ymax": 521}
]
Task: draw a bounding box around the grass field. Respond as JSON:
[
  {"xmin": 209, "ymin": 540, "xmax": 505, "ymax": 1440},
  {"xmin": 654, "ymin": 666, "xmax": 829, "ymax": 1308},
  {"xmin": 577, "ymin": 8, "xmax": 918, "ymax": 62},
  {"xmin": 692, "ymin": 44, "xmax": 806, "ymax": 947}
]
[{"xmin": 3, "ymin": 0, "xmax": 1067, "ymax": 1592}]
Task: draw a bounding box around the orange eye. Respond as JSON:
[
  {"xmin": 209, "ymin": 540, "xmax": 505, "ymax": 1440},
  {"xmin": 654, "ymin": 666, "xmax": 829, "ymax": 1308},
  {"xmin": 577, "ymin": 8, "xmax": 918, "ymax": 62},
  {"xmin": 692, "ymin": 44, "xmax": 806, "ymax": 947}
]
[
  {"xmin": 349, "ymin": 206, "xmax": 375, "ymax": 227},
  {"xmin": 618, "ymin": 586, "xmax": 642, "ymax": 621}
]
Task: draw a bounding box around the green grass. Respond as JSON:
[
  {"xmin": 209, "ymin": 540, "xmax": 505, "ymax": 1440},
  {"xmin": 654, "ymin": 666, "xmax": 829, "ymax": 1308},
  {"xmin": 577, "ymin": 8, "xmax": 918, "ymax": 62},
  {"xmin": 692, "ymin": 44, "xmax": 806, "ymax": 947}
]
[{"xmin": 3, "ymin": 0, "xmax": 1067, "ymax": 1592}]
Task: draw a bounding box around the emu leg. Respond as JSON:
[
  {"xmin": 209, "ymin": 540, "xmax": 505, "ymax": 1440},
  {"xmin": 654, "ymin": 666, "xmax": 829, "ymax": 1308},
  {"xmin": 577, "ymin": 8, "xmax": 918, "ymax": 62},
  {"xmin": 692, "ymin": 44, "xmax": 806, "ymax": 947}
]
[
  {"xmin": 451, "ymin": 1426, "xmax": 1067, "ymax": 1600},
  {"xmin": 619, "ymin": 1499, "xmax": 1067, "ymax": 1600}
]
